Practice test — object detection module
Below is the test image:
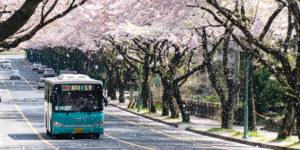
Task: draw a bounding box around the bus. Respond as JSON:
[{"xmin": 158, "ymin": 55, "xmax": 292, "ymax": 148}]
[{"xmin": 44, "ymin": 74, "xmax": 107, "ymax": 139}]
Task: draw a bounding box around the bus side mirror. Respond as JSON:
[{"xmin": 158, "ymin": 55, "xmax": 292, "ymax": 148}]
[
  {"xmin": 50, "ymin": 95, "xmax": 54, "ymax": 102},
  {"xmin": 50, "ymin": 95, "xmax": 56, "ymax": 103}
]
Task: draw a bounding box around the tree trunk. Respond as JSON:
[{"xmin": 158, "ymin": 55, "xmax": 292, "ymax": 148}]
[
  {"xmin": 248, "ymin": 64, "xmax": 257, "ymax": 131},
  {"xmin": 141, "ymin": 64, "xmax": 150, "ymax": 108},
  {"xmin": 119, "ymin": 84, "xmax": 125, "ymax": 103},
  {"xmin": 162, "ymin": 88, "xmax": 169, "ymax": 116},
  {"xmin": 148, "ymin": 82, "xmax": 156, "ymax": 113},
  {"xmin": 173, "ymin": 85, "xmax": 190, "ymax": 122},
  {"xmin": 0, "ymin": 0, "xmax": 42, "ymax": 43},
  {"xmin": 167, "ymin": 82, "xmax": 178, "ymax": 118},
  {"xmin": 277, "ymin": 96, "xmax": 295, "ymax": 139},
  {"xmin": 107, "ymin": 72, "xmax": 117, "ymax": 100},
  {"xmin": 295, "ymin": 26, "xmax": 300, "ymax": 140},
  {"xmin": 162, "ymin": 83, "xmax": 169, "ymax": 116},
  {"xmin": 150, "ymin": 92, "xmax": 156, "ymax": 113},
  {"xmin": 221, "ymin": 99, "xmax": 234, "ymax": 129},
  {"xmin": 295, "ymin": 102, "xmax": 300, "ymax": 140},
  {"xmin": 161, "ymin": 79, "xmax": 178, "ymax": 118}
]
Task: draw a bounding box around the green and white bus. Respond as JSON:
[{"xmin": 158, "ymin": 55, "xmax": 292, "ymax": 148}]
[{"xmin": 44, "ymin": 74, "xmax": 107, "ymax": 138}]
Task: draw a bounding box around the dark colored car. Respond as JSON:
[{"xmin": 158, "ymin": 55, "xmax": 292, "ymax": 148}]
[
  {"xmin": 32, "ymin": 62, "xmax": 42, "ymax": 71},
  {"xmin": 43, "ymin": 68, "xmax": 55, "ymax": 78},
  {"xmin": 37, "ymin": 78, "xmax": 45, "ymax": 89},
  {"xmin": 37, "ymin": 66, "xmax": 47, "ymax": 74}
]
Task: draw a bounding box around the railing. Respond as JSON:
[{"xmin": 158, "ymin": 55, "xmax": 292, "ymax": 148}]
[{"xmin": 184, "ymin": 99, "xmax": 222, "ymax": 120}]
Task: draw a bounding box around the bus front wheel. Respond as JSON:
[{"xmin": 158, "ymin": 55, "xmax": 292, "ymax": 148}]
[
  {"xmin": 51, "ymin": 134, "xmax": 57, "ymax": 139},
  {"xmin": 93, "ymin": 133, "xmax": 100, "ymax": 139}
]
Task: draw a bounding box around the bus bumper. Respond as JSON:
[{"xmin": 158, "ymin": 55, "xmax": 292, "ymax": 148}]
[{"xmin": 52, "ymin": 126, "xmax": 104, "ymax": 134}]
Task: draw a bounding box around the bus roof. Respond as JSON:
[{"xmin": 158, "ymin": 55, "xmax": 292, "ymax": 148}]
[{"xmin": 45, "ymin": 74, "xmax": 102, "ymax": 85}]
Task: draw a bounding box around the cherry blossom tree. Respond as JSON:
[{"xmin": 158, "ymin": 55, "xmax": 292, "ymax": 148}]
[
  {"xmin": 194, "ymin": 0, "xmax": 300, "ymax": 139},
  {"xmin": 0, "ymin": 0, "xmax": 90, "ymax": 50}
]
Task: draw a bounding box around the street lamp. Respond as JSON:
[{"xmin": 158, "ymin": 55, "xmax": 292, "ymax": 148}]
[
  {"xmin": 243, "ymin": 54, "xmax": 250, "ymax": 139},
  {"xmin": 137, "ymin": 63, "xmax": 142, "ymax": 112}
]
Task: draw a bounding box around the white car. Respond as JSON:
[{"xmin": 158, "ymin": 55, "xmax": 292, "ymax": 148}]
[
  {"xmin": 0, "ymin": 58, "xmax": 6, "ymax": 68},
  {"xmin": 10, "ymin": 70, "xmax": 20, "ymax": 80},
  {"xmin": 2, "ymin": 60, "xmax": 11, "ymax": 69}
]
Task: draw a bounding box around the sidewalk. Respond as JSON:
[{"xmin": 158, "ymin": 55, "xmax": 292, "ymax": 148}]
[{"xmin": 109, "ymin": 99, "xmax": 300, "ymax": 150}]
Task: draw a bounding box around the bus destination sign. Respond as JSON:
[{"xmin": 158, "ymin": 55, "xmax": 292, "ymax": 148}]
[{"xmin": 61, "ymin": 85, "xmax": 94, "ymax": 91}]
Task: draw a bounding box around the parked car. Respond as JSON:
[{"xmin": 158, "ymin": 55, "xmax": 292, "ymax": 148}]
[
  {"xmin": 10, "ymin": 70, "xmax": 20, "ymax": 80},
  {"xmin": 37, "ymin": 65, "xmax": 47, "ymax": 74},
  {"xmin": 2, "ymin": 60, "xmax": 11, "ymax": 69},
  {"xmin": 32, "ymin": 62, "xmax": 42, "ymax": 71},
  {"xmin": 0, "ymin": 58, "xmax": 6, "ymax": 68},
  {"xmin": 43, "ymin": 68, "xmax": 55, "ymax": 78},
  {"xmin": 37, "ymin": 78, "xmax": 46, "ymax": 89}
]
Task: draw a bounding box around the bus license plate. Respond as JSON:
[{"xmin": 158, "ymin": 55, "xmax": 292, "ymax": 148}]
[{"xmin": 74, "ymin": 128, "xmax": 83, "ymax": 133}]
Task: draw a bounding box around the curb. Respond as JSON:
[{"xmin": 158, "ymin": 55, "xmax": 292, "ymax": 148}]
[
  {"xmin": 109, "ymin": 103, "xmax": 179, "ymax": 128},
  {"xmin": 186, "ymin": 128, "xmax": 300, "ymax": 150}
]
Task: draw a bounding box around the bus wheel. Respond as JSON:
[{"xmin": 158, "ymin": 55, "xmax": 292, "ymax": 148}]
[
  {"xmin": 93, "ymin": 133, "xmax": 100, "ymax": 139},
  {"xmin": 51, "ymin": 134, "xmax": 57, "ymax": 139}
]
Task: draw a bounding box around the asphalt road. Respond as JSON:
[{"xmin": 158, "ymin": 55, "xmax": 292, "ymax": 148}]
[{"xmin": 0, "ymin": 55, "xmax": 269, "ymax": 150}]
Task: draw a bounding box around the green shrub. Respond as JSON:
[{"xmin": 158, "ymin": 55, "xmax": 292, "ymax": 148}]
[{"xmin": 202, "ymin": 95, "xmax": 221, "ymax": 103}]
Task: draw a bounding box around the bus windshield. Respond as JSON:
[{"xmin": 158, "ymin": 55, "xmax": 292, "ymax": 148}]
[{"xmin": 54, "ymin": 91, "xmax": 102, "ymax": 112}]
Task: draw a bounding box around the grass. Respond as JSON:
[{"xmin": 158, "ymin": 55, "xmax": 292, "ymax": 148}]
[
  {"xmin": 156, "ymin": 104, "xmax": 163, "ymax": 111},
  {"xmin": 272, "ymin": 137, "xmax": 293, "ymax": 142},
  {"xmin": 0, "ymin": 50, "xmax": 25, "ymax": 54},
  {"xmin": 286, "ymin": 142, "xmax": 300, "ymax": 147},
  {"xmin": 230, "ymin": 131, "xmax": 243, "ymax": 137},
  {"xmin": 258, "ymin": 137, "xmax": 273, "ymax": 142},
  {"xmin": 128, "ymin": 107, "xmax": 148, "ymax": 112},
  {"xmin": 163, "ymin": 116, "xmax": 181, "ymax": 120},
  {"xmin": 230, "ymin": 131, "xmax": 262, "ymax": 137},
  {"xmin": 207, "ymin": 127, "xmax": 236, "ymax": 132},
  {"xmin": 248, "ymin": 131, "xmax": 263, "ymax": 137}
]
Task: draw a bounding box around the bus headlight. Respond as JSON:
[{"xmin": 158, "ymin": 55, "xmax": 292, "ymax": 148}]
[
  {"xmin": 53, "ymin": 121, "xmax": 64, "ymax": 127},
  {"xmin": 92, "ymin": 121, "xmax": 104, "ymax": 127}
]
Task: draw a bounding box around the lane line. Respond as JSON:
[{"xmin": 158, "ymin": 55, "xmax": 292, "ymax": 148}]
[
  {"xmin": 11, "ymin": 60, "xmax": 153, "ymax": 150},
  {"xmin": 19, "ymin": 76, "xmax": 37, "ymax": 92},
  {"xmin": 106, "ymin": 112, "xmax": 229, "ymax": 150},
  {"xmin": 15, "ymin": 59, "xmax": 46, "ymax": 99},
  {"xmin": 104, "ymin": 133, "xmax": 154, "ymax": 150},
  {"xmin": 0, "ymin": 75, "xmax": 57, "ymax": 150},
  {"xmin": 17, "ymin": 59, "xmax": 43, "ymax": 78},
  {"xmin": 0, "ymin": 75, "xmax": 7, "ymax": 150},
  {"xmin": 12, "ymin": 101, "xmax": 57, "ymax": 150}
]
